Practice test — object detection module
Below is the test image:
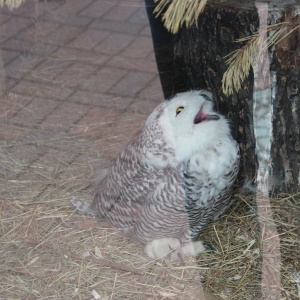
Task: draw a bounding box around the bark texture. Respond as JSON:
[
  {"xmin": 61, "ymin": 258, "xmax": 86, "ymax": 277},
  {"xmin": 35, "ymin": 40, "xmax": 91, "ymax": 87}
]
[{"xmin": 159, "ymin": 1, "xmax": 300, "ymax": 192}]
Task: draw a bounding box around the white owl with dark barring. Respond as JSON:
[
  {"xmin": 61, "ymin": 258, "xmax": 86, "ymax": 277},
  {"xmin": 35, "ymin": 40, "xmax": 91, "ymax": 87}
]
[{"xmin": 73, "ymin": 90, "xmax": 240, "ymax": 260}]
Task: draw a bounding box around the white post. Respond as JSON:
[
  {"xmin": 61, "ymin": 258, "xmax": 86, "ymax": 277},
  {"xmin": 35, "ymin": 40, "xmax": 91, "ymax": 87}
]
[{"xmin": 253, "ymin": 2, "xmax": 281, "ymax": 299}]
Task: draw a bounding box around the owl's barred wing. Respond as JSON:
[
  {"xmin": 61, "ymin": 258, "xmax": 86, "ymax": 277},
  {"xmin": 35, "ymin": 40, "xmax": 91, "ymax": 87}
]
[
  {"xmin": 129, "ymin": 167, "xmax": 190, "ymax": 243},
  {"xmin": 91, "ymin": 133, "xmax": 176, "ymax": 231}
]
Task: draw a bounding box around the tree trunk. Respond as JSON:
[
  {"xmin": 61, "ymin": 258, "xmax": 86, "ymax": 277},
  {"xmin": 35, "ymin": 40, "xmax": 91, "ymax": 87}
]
[{"xmin": 149, "ymin": 0, "xmax": 300, "ymax": 192}]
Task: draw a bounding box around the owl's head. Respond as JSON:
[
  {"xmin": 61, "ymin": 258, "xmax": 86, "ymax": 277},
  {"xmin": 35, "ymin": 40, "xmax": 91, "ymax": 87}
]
[{"xmin": 158, "ymin": 90, "xmax": 232, "ymax": 162}]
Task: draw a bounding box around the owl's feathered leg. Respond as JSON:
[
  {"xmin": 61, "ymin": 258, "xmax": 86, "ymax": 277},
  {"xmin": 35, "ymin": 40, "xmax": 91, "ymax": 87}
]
[
  {"xmin": 144, "ymin": 238, "xmax": 181, "ymax": 259},
  {"xmin": 144, "ymin": 238, "xmax": 205, "ymax": 261},
  {"xmin": 178, "ymin": 241, "xmax": 205, "ymax": 258}
]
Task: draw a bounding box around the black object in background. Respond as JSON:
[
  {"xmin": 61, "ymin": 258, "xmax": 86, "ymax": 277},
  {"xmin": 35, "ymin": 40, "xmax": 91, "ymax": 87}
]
[{"xmin": 144, "ymin": 0, "xmax": 187, "ymax": 99}]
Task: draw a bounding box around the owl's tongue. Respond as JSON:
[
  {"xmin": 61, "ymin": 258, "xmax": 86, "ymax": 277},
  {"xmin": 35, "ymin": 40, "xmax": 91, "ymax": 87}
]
[{"xmin": 194, "ymin": 106, "xmax": 220, "ymax": 124}]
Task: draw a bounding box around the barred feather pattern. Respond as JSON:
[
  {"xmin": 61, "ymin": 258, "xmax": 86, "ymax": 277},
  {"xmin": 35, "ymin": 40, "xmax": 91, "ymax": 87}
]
[
  {"xmin": 92, "ymin": 90, "xmax": 240, "ymax": 247},
  {"xmin": 183, "ymin": 144, "xmax": 240, "ymax": 241}
]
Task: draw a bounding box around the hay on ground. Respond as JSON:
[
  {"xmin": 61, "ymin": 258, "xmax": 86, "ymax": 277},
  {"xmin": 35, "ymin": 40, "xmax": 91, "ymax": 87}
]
[{"xmin": 0, "ymin": 139, "xmax": 299, "ymax": 299}]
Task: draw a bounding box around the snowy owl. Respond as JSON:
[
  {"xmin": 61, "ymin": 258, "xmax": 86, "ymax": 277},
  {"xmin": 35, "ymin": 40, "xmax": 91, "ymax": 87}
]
[{"xmin": 72, "ymin": 90, "xmax": 240, "ymax": 260}]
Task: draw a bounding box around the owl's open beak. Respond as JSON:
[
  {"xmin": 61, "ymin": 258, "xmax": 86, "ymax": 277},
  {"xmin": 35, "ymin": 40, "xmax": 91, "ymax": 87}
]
[{"xmin": 194, "ymin": 106, "xmax": 220, "ymax": 124}]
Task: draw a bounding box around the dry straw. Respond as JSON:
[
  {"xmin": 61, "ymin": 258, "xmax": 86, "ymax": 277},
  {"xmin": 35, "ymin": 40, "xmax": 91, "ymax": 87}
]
[
  {"xmin": 0, "ymin": 112, "xmax": 299, "ymax": 298},
  {"xmin": 222, "ymin": 22, "xmax": 300, "ymax": 96},
  {"xmin": 154, "ymin": 0, "xmax": 207, "ymax": 34},
  {"xmin": 1, "ymin": 177, "xmax": 299, "ymax": 299}
]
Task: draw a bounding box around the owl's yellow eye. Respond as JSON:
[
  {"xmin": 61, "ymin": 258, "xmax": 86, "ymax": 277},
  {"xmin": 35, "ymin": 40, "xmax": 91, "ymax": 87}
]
[{"xmin": 176, "ymin": 106, "xmax": 184, "ymax": 116}]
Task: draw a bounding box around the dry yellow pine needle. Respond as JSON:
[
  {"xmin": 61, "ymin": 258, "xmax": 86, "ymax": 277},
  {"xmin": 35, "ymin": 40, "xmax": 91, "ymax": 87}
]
[
  {"xmin": 154, "ymin": 0, "xmax": 207, "ymax": 34},
  {"xmin": 0, "ymin": 0, "xmax": 24, "ymax": 10}
]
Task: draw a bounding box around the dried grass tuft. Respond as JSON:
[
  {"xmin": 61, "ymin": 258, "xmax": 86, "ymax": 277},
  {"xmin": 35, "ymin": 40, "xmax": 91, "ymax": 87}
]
[{"xmin": 154, "ymin": 0, "xmax": 207, "ymax": 34}]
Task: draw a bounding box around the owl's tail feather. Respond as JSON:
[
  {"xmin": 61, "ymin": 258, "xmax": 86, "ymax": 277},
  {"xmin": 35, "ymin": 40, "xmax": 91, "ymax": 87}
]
[{"xmin": 71, "ymin": 198, "xmax": 97, "ymax": 216}]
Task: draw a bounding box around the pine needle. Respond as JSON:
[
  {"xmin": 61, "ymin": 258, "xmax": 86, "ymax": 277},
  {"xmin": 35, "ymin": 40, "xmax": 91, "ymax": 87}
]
[
  {"xmin": 222, "ymin": 23, "xmax": 300, "ymax": 96},
  {"xmin": 154, "ymin": 0, "xmax": 207, "ymax": 34},
  {"xmin": 0, "ymin": 0, "xmax": 24, "ymax": 10}
]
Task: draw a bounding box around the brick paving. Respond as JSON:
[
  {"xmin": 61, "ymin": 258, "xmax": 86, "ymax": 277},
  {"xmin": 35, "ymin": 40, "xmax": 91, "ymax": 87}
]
[
  {"xmin": 0, "ymin": 1, "xmax": 169, "ymax": 298},
  {"xmin": 0, "ymin": 0, "xmax": 164, "ymax": 191}
]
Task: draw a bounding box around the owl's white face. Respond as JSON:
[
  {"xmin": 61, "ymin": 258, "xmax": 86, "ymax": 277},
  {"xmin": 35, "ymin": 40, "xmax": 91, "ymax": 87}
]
[
  {"xmin": 166, "ymin": 90, "xmax": 219, "ymax": 132},
  {"xmin": 161, "ymin": 90, "xmax": 231, "ymax": 162}
]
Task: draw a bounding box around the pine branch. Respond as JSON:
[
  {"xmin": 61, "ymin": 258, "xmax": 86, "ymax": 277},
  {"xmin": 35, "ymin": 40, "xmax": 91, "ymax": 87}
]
[
  {"xmin": 154, "ymin": 0, "xmax": 207, "ymax": 34},
  {"xmin": 222, "ymin": 23, "xmax": 300, "ymax": 96}
]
